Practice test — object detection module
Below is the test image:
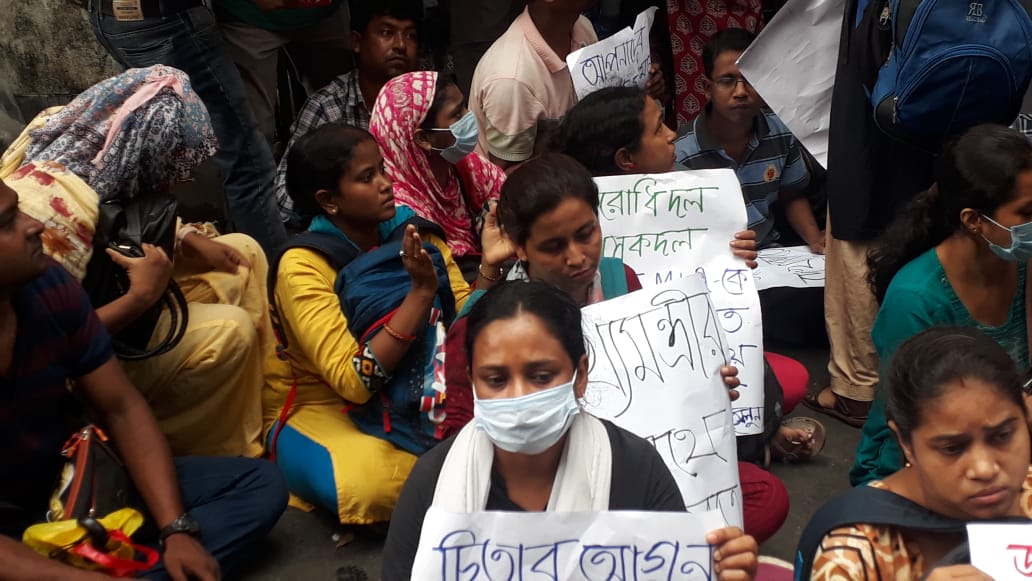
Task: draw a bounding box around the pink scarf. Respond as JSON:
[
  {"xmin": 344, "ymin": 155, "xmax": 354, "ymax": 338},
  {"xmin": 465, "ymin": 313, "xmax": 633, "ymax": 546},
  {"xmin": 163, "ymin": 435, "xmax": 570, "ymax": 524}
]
[{"xmin": 369, "ymin": 71, "xmax": 505, "ymax": 257}]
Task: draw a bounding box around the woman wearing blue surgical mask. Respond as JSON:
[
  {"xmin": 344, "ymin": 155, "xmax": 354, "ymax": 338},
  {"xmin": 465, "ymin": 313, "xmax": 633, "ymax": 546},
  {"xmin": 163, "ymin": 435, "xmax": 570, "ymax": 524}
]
[
  {"xmin": 853, "ymin": 124, "xmax": 1032, "ymax": 487},
  {"xmin": 370, "ymin": 71, "xmax": 508, "ymax": 282},
  {"xmin": 382, "ymin": 281, "xmax": 759, "ymax": 581}
]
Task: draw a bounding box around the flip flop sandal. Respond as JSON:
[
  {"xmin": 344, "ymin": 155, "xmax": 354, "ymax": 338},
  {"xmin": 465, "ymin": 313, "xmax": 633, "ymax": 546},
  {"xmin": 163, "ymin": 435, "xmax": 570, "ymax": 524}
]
[
  {"xmin": 802, "ymin": 388, "xmax": 869, "ymax": 428},
  {"xmin": 770, "ymin": 416, "xmax": 827, "ymax": 463}
]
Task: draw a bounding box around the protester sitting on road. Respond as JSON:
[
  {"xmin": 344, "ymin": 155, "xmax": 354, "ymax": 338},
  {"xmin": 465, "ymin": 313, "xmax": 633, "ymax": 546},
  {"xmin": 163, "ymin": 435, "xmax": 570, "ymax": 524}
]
[
  {"xmin": 0, "ymin": 177, "xmax": 287, "ymax": 580},
  {"xmin": 556, "ymin": 85, "xmax": 761, "ymax": 268},
  {"xmin": 264, "ymin": 123, "xmax": 508, "ymax": 526},
  {"xmin": 369, "ymin": 71, "xmax": 507, "ymax": 280},
  {"xmin": 798, "ymin": 326, "xmax": 1031, "ymax": 580},
  {"xmin": 556, "ymin": 88, "xmax": 825, "ymax": 466},
  {"xmin": 852, "ymin": 124, "xmax": 1032, "ymax": 486},
  {"xmin": 383, "ymin": 280, "xmax": 759, "ymax": 581},
  {"xmin": 1, "ymin": 66, "xmax": 272, "ymax": 459},
  {"xmin": 674, "ymin": 29, "xmax": 821, "ymax": 253},
  {"xmin": 273, "ymin": 0, "xmax": 421, "ymax": 222},
  {"xmin": 669, "ymin": 30, "xmax": 829, "ymax": 350},
  {"xmin": 435, "ymin": 153, "xmax": 795, "ymax": 543}
]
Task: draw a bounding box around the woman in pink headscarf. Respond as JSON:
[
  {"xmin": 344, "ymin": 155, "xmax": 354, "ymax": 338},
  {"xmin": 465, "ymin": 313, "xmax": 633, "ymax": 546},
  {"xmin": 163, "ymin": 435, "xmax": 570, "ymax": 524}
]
[{"xmin": 369, "ymin": 71, "xmax": 507, "ymax": 282}]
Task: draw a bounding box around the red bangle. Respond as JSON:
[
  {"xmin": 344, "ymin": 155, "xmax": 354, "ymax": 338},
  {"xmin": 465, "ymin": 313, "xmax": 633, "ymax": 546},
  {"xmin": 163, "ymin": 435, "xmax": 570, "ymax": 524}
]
[{"xmin": 383, "ymin": 322, "xmax": 417, "ymax": 342}]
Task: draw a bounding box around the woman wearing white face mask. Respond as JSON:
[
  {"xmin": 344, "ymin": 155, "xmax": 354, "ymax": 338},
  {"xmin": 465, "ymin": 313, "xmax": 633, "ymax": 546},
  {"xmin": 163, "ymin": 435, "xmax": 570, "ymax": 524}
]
[
  {"xmin": 381, "ymin": 281, "xmax": 759, "ymax": 581},
  {"xmin": 853, "ymin": 124, "xmax": 1032, "ymax": 487},
  {"xmin": 369, "ymin": 71, "xmax": 508, "ymax": 283}
]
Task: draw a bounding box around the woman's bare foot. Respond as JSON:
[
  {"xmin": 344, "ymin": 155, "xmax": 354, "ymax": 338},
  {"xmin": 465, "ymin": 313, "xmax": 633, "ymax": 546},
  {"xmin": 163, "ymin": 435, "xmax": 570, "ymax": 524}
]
[{"xmin": 769, "ymin": 417, "xmax": 826, "ymax": 463}]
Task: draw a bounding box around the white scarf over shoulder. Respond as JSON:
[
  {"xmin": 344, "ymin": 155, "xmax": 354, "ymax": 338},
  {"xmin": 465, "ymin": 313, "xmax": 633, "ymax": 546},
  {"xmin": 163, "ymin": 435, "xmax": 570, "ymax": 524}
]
[{"xmin": 431, "ymin": 413, "xmax": 613, "ymax": 512}]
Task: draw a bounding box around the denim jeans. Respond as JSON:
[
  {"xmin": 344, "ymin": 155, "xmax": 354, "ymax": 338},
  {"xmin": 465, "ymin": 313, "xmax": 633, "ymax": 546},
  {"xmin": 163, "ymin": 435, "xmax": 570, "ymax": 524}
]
[
  {"xmin": 141, "ymin": 456, "xmax": 288, "ymax": 580},
  {"xmin": 89, "ymin": 3, "xmax": 288, "ymax": 255}
]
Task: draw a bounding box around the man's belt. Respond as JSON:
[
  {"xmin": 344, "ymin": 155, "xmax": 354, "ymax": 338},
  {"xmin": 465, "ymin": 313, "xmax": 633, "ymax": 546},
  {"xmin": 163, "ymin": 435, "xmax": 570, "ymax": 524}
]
[{"xmin": 100, "ymin": 0, "xmax": 204, "ymax": 20}]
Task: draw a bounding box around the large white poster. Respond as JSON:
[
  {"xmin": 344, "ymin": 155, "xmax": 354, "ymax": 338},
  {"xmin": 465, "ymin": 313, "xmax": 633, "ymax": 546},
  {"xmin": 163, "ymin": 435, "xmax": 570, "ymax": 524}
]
[
  {"xmin": 412, "ymin": 507, "xmax": 725, "ymax": 580},
  {"xmin": 736, "ymin": 0, "xmax": 844, "ymax": 168},
  {"xmin": 581, "ymin": 274, "xmax": 743, "ymax": 526},
  {"xmin": 595, "ymin": 170, "xmax": 765, "ymax": 437}
]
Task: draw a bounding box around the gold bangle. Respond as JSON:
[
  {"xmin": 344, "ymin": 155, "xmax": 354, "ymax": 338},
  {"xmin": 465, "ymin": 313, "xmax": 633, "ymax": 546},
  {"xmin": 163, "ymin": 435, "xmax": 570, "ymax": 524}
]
[{"xmin": 478, "ymin": 263, "xmax": 502, "ymax": 282}]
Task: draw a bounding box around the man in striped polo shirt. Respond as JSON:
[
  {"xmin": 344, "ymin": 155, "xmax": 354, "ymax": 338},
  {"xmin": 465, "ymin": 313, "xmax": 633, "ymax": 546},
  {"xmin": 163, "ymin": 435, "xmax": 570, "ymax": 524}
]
[{"xmin": 674, "ymin": 29, "xmax": 823, "ymax": 252}]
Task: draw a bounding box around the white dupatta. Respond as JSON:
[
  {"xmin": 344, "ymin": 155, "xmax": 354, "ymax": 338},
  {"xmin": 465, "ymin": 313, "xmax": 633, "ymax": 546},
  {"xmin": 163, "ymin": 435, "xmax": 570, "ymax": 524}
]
[{"xmin": 431, "ymin": 413, "xmax": 613, "ymax": 512}]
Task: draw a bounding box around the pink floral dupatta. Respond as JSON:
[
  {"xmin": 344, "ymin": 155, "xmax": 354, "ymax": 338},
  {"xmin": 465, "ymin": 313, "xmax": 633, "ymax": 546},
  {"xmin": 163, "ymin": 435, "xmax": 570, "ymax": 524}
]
[{"xmin": 369, "ymin": 71, "xmax": 505, "ymax": 258}]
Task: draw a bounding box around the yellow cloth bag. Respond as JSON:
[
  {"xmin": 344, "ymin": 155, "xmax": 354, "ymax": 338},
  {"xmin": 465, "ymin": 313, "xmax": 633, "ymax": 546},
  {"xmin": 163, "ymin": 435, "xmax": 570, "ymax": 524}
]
[{"xmin": 22, "ymin": 508, "xmax": 158, "ymax": 577}]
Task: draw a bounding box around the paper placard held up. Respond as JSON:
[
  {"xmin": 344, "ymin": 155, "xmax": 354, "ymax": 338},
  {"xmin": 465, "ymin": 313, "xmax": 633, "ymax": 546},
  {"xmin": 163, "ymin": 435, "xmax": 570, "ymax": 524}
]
[
  {"xmin": 968, "ymin": 522, "xmax": 1032, "ymax": 579},
  {"xmin": 594, "ymin": 170, "xmax": 765, "ymax": 437},
  {"xmin": 566, "ymin": 7, "xmax": 657, "ymax": 100},
  {"xmin": 753, "ymin": 245, "xmax": 826, "ymax": 290},
  {"xmin": 581, "ymin": 273, "xmax": 743, "ymax": 526},
  {"xmin": 412, "ymin": 506, "xmax": 725, "ymax": 580}
]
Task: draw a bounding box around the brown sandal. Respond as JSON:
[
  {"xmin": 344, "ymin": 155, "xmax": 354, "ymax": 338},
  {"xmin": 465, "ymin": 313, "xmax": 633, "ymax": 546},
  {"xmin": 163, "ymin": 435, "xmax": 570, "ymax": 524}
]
[{"xmin": 802, "ymin": 387, "xmax": 870, "ymax": 428}]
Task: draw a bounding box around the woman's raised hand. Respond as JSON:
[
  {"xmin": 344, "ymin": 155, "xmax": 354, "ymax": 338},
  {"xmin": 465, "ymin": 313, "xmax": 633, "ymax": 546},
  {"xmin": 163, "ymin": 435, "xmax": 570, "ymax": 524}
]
[
  {"xmin": 401, "ymin": 225, "xmax": 439, "ymax": 293},
  {"xmin": 480, "ymin": 201, "xmax": 514, "ymax": 269}
]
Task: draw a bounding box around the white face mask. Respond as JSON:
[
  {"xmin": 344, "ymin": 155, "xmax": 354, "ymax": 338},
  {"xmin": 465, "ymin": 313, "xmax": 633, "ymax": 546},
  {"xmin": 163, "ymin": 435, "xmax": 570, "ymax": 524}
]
[{"xmin": 473, "ymin": 372, "xmax": 581, "ymax": 455}]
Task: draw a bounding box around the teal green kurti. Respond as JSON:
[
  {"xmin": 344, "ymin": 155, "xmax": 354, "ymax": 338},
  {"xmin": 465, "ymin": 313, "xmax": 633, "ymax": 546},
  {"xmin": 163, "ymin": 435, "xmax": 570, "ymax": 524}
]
[{"xmin": 850, "ymin": 248, "xmax": 1028, "ymax": 486}]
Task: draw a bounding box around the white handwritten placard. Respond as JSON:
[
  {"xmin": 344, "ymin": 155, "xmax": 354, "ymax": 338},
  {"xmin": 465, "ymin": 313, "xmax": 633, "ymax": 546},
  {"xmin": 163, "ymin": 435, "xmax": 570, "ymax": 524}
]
[
  {"xmin": 753, "ymin": 246, "xmax": 826, "ymax": 290},
  {"xmin": 412, "ymin": 506, "xmax": 725, "ymax": 580},
  {"xmin": 580, "ymin": 274, "xmax": 743, "ymax": 527},
  {"xmin": 566, "ymin": 7, "xmax": 657, "ymax": 100},
  {"xmin": 594, "ymin": 170, "xmax": 764, "ymax": 438},
  {"xmin": 967, "ymin": 523, "xmax": 1032, "ymax": 579}
]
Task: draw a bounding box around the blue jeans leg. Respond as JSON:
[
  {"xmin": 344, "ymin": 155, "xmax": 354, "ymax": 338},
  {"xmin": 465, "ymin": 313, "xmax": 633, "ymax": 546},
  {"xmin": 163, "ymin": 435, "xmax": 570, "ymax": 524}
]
[
  {"xmin": 141, "ymin": 456, "xmax": 288, "ymax": 580},
  {"xmin": 89, "ymin": 5, "xmax": 288, "ymax": 255}
]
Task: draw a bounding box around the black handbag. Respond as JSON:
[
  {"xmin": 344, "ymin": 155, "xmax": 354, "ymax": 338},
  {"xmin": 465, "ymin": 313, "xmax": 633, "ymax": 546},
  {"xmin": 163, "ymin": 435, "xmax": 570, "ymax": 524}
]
[
  {"xmin": 47, "ymin": 426, "xmax": 132, "ymax": 522},
  {"xmin": 81, "ymin": 192, "xmax": 188, "ymax": 360},
  {"xmin": 36, "ymin": 426, "xmax": 160, "ymax": 577}
]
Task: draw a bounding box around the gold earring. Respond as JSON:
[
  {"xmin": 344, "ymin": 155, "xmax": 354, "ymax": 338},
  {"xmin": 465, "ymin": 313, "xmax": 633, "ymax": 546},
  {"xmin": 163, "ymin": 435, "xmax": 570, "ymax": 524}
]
[{"xmin": 328, "ymin": 208, "xmax": 338, "ymax": 216}]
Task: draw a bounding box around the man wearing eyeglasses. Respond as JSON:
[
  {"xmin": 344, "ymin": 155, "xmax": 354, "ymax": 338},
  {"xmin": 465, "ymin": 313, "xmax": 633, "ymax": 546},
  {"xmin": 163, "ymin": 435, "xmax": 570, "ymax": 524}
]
[{"xmin": 674, "ymin": 28, "xmax": 823, "ymax": 254}]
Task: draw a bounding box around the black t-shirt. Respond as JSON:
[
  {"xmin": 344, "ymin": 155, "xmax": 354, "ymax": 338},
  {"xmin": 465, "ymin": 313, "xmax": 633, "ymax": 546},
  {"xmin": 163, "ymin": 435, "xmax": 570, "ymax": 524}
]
[
  {"xmin": 825, "ymin": 0, "xmax": 934, "ymax": 241},
  {"xmin": 381, "ymin": 419, "xmax": 685, "ymax": 581},
  {"xmin": 1, "ymin": 264, "xmax": 112, "ymax": 535}
]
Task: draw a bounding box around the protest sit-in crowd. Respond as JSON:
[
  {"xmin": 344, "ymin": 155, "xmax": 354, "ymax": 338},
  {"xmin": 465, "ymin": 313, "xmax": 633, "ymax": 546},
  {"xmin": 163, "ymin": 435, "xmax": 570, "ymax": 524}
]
[{"xmin": 3, "ymin": 0, "xmax": 1032, "ymax": 579}]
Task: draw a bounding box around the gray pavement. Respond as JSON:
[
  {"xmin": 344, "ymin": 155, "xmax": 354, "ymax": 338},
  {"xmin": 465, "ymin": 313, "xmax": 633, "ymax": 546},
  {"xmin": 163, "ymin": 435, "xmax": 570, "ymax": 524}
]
[{"xmin": 235, "ymin": 344, "xmax": 862, "ymax": 580}]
